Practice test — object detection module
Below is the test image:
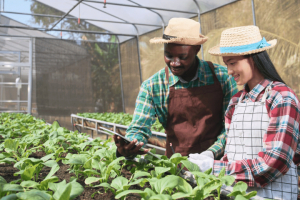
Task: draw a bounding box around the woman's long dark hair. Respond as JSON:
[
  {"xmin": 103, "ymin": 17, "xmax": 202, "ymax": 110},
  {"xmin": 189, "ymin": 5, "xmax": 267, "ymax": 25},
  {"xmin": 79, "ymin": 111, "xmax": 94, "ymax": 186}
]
[{"xmin": 245, "ymin": 51, "xmax": 285, "ymax": 84}]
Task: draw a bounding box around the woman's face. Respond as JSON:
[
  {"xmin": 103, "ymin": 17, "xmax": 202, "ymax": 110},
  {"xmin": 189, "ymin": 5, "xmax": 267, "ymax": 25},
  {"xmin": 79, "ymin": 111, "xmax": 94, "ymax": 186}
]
[{"xmin": 223, "ymin": 56, "xmax": 256, "ymax": 86}]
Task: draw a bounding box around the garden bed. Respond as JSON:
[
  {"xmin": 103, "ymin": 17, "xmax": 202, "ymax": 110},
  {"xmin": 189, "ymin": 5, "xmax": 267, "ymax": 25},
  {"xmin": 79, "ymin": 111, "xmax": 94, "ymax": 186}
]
[
  {"xmin": 71, "ymin": 113, "xmax": 167, "ymax": 149},
  {"xmin": 0, "ymin": 113, "xmax": 261, "ymax": 200}
]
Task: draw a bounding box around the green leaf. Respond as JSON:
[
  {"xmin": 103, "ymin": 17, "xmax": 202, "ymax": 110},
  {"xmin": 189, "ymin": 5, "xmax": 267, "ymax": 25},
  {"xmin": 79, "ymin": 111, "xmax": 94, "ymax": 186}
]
[
  {"xmin": 111, "ymin": 177, "xmax": 128, "ymax": 191},
  {"xmin": 233, "ymin": 181, "xmax": 248, "ymax": 193},
  {"xmin": 20, "ymin": 180, "xmax": 39, "ymax": 188},
  {"xmin": 202, "ymin": 180, "xmax": 222, "ymax": 196},
  {"xmin": 170, "ymin": 153, "xmax": 186, "ymax": 165},
  {"xmin": 133, "ymin": 171, "xmax": 151, "ymax": 180},
  {"xmin": 0, "ymin": 176, "xmax": 7, "ymax": 184},
  {"xmin": 68, "ymin": 154, "xmax": 88, "ymax": 165},
  {"xmin": 227, "ymin": 191, "xmax": 243, "ymax": 197},
  {"xmin": 57, "ymin": 127, "xmax": 65, "ymax": 135},
  {"xmin": 154, "ymin": 175, "xmax": 192, "ymax": 194},
  {"xmin": 39, "ymin": 176, "xmax": 59, "ymax": 191},
  {"xmin": 85, "ymin": 177, "xmax": 100, "ymax": 185},
  {"xmin": 180, "ymin": 160, "xmax": 200, "ymax": 172},
  {"xmin": 235, "ymin": 194, "xmax": 248, "ymax": 200},
  {"xmin": 16, "ymin": 190, "xmax": 52, "ymax": 200},
  {"xmin": 53, "ymin": 183, "xmax": 72, "ymax": 200},
  {"xmin": 0, "ymin": 158, "xmax": 17, "ymax": 164},
  {"xmin": 40, "ymin": 153, "xmax": 55, "ymax": 162},
  {"xmin": 45, "ymin": 164, "xmax": 60, "ymax": 180},
  {"xmin": 69, "ymin": 181, "xmax": 84, "ymax": 200},
  {"xmin": 21, "ymin": 164, "xmax": 39, "ymax": 181},
  {"xmin": 49, "ymin": 180, "xmax": 66, "ymax": 192},
  {"xmin": 154, "ymin": 167, "xmax": 170, "ymax": 178},
  {"xmin": 83, "ymin": 158, "xmax": 92, "ymax": 169},
  {"xmin": 204, "ymin": 168, "xmax": 212, "ymax": 175},
  {"xmin": 218, "ymin": 167, "xmax": 226, "ymax": 178},
  {"xmin": 243, "ymin": 191, "xmax": 257, "ymax": 199},
  {"xmin": 43, "ymin": 160, "xmax": 57, "ymax": 168},
  {"xmin": 128, "ymin": 179, "xmax": 145, "ymax": 186},
  {"xmin": 52, "ymin": 121, "xmax": 60, "ymax": 131},
  {"xmin": 192, "ymin": 187, "xmax": 204, "ymax": 199},
  {"xmin": 115, "ymin": 190, "xmax": 147, "ymax": 199},
  {"xmin": 1, "ymin": 194, "xmax": 18, "ymax": 200},
  {"xmin": 149, "ymin": 194, "xmax": 173, "ymax": 200},
  {"xmin": 196, "ymin": 176, "xmax": 209, "ymax": 189},
  {"xmin": 4, "ymin": 139, "xmax": 19, "ymax": 153},
  {"xmin": 2, "ymin": 183, "xmax": 24, "ymax": 192},
  {"xmin": 172, "ymin": 192, "xmax": 192, "ymax": 199},
  {"xmin": 221, "ymin": 175, "xmax": 235, "ymax": 186},
  {"xmin": 105, "ymin": 157, "xmax": 124, "ymax": 181}
]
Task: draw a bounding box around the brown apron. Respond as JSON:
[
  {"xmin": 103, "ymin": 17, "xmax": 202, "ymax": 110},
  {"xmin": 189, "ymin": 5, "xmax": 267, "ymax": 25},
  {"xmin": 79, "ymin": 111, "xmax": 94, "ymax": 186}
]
[{"xmin": 165, "ymin": 61, "xmax": 224, "ymax": 158}]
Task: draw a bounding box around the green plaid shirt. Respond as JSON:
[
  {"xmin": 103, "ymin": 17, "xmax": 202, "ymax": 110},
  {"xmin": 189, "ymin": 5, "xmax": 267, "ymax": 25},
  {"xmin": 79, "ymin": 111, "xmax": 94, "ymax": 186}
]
[{"xmin": 126, "ymin": 57, "xmax": 238, "ymax": 156}]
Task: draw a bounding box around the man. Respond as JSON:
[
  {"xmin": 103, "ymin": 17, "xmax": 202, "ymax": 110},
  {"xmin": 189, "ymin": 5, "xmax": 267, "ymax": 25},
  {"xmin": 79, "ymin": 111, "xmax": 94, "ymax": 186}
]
[{"xmin": 114, "ymin": 18, "xmax": 238, "ymax": 159}]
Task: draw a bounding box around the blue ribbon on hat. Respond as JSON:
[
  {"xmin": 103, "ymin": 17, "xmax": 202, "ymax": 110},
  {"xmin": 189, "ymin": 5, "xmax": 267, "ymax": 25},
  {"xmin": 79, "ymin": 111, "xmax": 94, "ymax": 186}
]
[{"xmin": 220, "ymin": 37, "xmax": 271, "ymax": 53}]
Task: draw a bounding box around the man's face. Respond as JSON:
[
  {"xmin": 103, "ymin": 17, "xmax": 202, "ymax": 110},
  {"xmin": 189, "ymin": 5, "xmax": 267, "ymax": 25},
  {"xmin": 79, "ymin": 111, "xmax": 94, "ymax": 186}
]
[{"xmin": 164, "ymin": 43, "xmax": 200, "ymax": 76}]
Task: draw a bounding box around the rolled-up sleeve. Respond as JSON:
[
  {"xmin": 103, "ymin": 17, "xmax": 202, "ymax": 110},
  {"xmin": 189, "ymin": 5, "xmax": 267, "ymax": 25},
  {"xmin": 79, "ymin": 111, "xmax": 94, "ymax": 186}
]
[{"xmin": 126, "ymin": 81, "xmax": 157, "ymax": 145}]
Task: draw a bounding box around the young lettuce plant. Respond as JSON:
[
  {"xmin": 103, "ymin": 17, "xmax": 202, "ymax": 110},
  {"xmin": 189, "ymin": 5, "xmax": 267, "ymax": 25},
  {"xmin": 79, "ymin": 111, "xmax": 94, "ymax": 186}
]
[
  {"xmin": 63, "ymin": 153, "xmax": 90, "ymax": 179},
  {"xmin": 84, "ymin": 157, "xmax": 125, "ymax": 185},
  {"xmin": 180, "ymin": 161, "xmax": 236, "ymax": 200},
  {"xmin": 93, "ymin": 176, "xmax": 143, "ymax": 200},
  {"xmin": 115, "ymin": 175, "xmax": 193, "ymax": 200},
  {"xmin": 148, "ymin": 152, "xmax": 187, "ymax": 176},
  {"xmin": 48, "ymin": 179, "xmax": 84, "ymax": 200},
  {"xmin": 227, "ymin": 181, "xmax": 257, "ymax": 199}
]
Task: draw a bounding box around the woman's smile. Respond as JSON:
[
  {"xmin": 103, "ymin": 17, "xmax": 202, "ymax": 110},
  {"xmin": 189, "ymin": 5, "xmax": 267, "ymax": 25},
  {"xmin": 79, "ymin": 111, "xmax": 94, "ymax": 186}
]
[{"xmin": 232, "ymin": 74, "xmax": 240, "ymax": 81}]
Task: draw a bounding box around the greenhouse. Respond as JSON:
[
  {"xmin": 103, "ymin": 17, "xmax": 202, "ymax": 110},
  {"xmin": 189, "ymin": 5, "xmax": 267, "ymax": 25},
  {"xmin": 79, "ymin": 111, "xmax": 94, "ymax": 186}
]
[{"xmin": 0, "ymin": 0, "xmax": 299, "ymax": 199}]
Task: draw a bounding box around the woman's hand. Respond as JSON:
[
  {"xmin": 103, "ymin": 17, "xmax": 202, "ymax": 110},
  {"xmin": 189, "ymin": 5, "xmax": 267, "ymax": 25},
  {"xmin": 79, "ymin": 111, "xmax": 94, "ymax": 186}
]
[
  {"xmin": 113, "ymin": 135, "xmax": 149, "ymax": 157},
  {"xmin": 188, "ymin": 150, "xmax": 214, "ymax": 173}
]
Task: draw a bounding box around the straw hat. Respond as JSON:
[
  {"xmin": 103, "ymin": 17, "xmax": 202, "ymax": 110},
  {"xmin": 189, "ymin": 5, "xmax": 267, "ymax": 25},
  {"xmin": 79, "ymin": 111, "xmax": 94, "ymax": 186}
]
[
  {"xmin": 150, "ymin": 18, "xmax": 208, "ymax": 45},
  {"xmin": 209, "ymin": 25, "xmax": 277, "ymax": 56}
]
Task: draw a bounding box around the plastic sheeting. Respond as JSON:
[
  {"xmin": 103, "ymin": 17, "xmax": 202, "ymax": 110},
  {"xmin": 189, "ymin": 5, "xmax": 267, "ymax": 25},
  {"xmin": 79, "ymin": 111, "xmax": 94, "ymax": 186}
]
[{"xmin": 1, "ymin": 0, "xmax": 238, "ymax": 43}]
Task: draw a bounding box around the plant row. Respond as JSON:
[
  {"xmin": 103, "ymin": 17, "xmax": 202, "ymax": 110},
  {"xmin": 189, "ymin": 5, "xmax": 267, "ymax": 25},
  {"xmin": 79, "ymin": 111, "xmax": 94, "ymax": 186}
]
[
  {"xmin": 0, "ymin": 113, "xmax": 257, "ymax": 200},
  {"xmin": 77, "ymin": 112, "xmax": 165, "ymax": 133}
]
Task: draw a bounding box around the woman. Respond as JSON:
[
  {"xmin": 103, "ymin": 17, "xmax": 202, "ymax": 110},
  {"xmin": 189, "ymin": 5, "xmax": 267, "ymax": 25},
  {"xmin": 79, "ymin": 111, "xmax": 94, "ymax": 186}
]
[{"xmin": 188, "ymin": 25, "xmax": 300, "ymax": 200}]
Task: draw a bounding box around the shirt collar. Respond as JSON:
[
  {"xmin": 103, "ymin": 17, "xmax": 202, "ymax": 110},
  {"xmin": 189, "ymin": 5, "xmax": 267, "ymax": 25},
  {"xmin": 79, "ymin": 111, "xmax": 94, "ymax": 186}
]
[
  {"xmin": 241, "ymin": 79, "xmax": 272, "ymax": 101},
  {"xmin": 168, "ymin": 56, "xmax": 207, "ymax": 86}
]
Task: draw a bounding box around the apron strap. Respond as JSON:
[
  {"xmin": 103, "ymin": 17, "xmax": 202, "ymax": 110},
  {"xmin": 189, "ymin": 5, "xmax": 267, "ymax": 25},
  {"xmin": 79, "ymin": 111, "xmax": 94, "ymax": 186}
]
[{"xmin": 165, "ymin": 66, "xmax": 169, "ymax": 85}]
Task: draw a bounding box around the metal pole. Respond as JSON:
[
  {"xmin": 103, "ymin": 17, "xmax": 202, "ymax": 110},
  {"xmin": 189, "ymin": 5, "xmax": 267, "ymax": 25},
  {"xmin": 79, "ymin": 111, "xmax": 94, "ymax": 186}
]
[
  {"xmin": 251, "ymin": 0, "xmax": 256, "ymax": 25},
  {"xmin": 27, "ymin": 38, "xmax": 33, "ymax": 114},
  {"xmin": 116, "ymin": 37, "xmax": 125, "ymax": 113},
  {"xmin": 17, "ymin": 52, "xmax": 21, "ymax": 111},
  {"xmin": 0, "ymin": 25, "xmax": 137, "ymax": 37},
  {"xmin": 0, "ymin": 11, "xmax": 161, "ymax": 27},
  {"xmin": 193, "ymin": 0, "xmax": 204, "ymax": 60},
  {"xmin": 133, "ymin": 26, "xmax": 143, "ymax": 84},
  {"xmin": 49, "ymin": 0, "xmax": 84, "ymax": 30},
  {"xmin": 80, "ymin": 0, "xmax": 198, "ymax": 14}
]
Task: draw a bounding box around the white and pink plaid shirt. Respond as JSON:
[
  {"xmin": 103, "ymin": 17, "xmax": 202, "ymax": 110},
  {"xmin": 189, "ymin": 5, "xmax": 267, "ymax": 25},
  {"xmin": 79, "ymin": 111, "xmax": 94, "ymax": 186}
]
[{"xmin": 210, "ymin": 79, "xmax": 300, "ymax": 188}]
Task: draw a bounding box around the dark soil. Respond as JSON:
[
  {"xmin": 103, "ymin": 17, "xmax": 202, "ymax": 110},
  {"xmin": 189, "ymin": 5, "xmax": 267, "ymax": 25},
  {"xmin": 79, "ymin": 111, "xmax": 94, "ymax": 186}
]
[{"xmin": 30, "ymin": 151, "xmax": 47, "ymax": 159}]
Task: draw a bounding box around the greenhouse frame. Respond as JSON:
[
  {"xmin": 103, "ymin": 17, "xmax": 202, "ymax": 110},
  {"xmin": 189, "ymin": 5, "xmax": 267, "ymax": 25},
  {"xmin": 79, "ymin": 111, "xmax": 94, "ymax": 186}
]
[{"xmin": 0, "ymin": 0, "xmax": 300, "ymax": 199}]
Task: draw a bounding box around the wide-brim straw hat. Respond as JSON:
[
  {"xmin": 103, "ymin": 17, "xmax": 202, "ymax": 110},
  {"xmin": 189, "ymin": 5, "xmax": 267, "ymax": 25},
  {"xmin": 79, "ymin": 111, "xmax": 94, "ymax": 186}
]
[
  {"xmin": 150, "ymin": 18, "xmax": 208, "ymax": 45},
  {"xmin": 209, "ymin": 25, "xmax": 277, "ymax": 56}
]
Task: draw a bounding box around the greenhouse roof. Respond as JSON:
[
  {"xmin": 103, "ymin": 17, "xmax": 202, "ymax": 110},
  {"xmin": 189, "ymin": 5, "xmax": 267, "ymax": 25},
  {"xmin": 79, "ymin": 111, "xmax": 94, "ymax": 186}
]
[{"xmin": 0, "ymin": 0, "xmax": 238, "ymax": 43}]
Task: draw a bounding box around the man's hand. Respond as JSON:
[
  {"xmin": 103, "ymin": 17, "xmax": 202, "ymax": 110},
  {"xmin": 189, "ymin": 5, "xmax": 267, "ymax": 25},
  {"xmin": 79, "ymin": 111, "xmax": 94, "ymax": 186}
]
[{"xmin": 113, "ymin": 135, "xmax": 149, "ymax": 157}]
